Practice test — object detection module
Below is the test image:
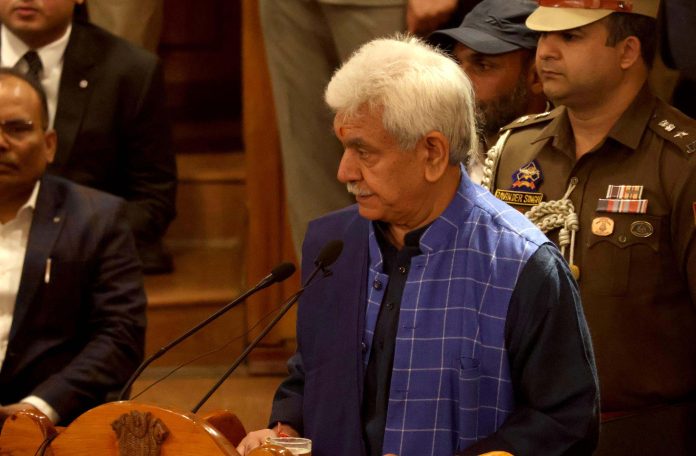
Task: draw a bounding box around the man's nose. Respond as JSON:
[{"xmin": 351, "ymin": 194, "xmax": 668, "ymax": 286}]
[
  {"xmin": 337, "ymin": 150, "xmax": 360, "ymax": 184},
  {"xmin": 536, "ymin": 34, "xmax": 559, "ymax": 61}
]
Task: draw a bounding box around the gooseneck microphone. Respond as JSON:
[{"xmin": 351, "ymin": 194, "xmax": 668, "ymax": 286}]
[
  {"xmin": 191, "ymin": 239, "xmax": 344, "ymax": 413},
  {"xmin": 118, "ymin": 261, "xmax": 296, "ymax": 400}
]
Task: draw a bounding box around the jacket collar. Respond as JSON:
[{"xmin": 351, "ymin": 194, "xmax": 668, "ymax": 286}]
[{"xmin": 10, "ymin": 176, "xmax": 67, "ymax": 341}]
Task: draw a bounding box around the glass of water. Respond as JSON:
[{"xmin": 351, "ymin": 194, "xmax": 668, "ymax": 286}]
[{"xmin": 266, "ymin": 437, "xmax": 312, "ymax": 455}]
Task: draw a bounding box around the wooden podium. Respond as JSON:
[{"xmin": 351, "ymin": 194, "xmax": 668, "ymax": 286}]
[{"xmin": 0, "ymin": 401, "xmax": 247, "ymax": 455}]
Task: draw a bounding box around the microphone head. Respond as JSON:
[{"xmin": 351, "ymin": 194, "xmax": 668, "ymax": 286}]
[
  {"xmin": 314, "ymin": 239, "xmax": 344, "ymax": 268},
  {"xmin": 271, "ymin": 262, "xmax": 296, "ymax": 283}
]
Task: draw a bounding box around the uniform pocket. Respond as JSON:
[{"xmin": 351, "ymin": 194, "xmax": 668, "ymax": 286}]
[{"xmin": 585, "ymin": 213, "xmax": 662, "ymax": 296}]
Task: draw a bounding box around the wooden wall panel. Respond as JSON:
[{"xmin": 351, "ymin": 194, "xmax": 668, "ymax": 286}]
[
  {"xmin": 242, "ymin": 0, "xmax": 299, "ymax": 372},
  {"xmin": 159, "ymin": 0, "xmax": 242, "ymax": 123}
]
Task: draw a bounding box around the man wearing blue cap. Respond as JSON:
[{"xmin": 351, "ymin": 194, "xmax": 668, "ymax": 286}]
[{"xmin": 430, "ymin": 0, "xmax": 548, "ymax": 155}]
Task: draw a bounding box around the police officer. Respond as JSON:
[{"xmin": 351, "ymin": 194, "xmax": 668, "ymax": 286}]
[{"xmin": 483, "ymin": 1, "xmax": 696, "ymax": 453}]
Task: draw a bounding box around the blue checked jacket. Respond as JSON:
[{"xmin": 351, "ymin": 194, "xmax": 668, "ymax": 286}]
[
  {"xmin": 271, "ymin": 168, "xmax": 590, "ymax": 455},
  {"xmin": 362, "ymin": 171, "xmax": 547, "ymax": 454}
]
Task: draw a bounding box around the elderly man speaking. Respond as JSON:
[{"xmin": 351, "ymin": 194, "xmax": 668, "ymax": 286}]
[{"xmin": 238, "ymin": 36, "xmax": 599, "ymax": 456}]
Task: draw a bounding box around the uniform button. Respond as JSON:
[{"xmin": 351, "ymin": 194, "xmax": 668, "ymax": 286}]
[
  {"xmin": 373, "ymin": 280, "xmax": 382, "ymax": 290},
  {"xmin": 386, "ymin": 302, "xmax": 394, "ymax": 310},
  {"xmin": 361, "ymin": 342, "xmax": 368, "ymax": 353},
  {"xmin": 618, "ymin": 234, "xmax": 628, "ymax": 243},
  {"xmin": 569, "ymin": 176, "xmax": 579, "ymax": 186},
  {"xmin": 398, "ymin": 266, "xmax": 407, "ymax": 274}
]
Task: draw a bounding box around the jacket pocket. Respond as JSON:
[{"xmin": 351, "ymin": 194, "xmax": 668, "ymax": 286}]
[{"xmin": 458, "ymin": 357, "xmax": 481, "ymax": 442}]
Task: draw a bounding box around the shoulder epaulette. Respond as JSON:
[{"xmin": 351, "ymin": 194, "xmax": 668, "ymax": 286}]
[
  {"xmin": 650, "ymin": 101, "xmax": 696, "ymax": 155},
  {"xmin": 501, "ymin": 107, "xmax": 562, "ymax": 132}
]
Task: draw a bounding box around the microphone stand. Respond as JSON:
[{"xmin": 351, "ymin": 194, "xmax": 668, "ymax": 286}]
[
  {"xmin": 118, "ymin": 263, "xmax": 295, "ymax": 400},
  {"xmin": 191, "ymin": 288, "xmax": 304, "ymax": 413},
  {"xmin": 190, "ymin": 241, "xmax": 342, "ymax": 413}
]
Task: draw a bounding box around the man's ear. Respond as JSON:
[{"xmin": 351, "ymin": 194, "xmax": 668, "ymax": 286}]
[
  {"xmin": 421, "ymin": 131, "xmax": 450, "ymax": 183},
  {"xmin": 618, "ymin": 36, "xmax": 642, "ymax": 70},
  {"xmin": 44, "ymin": 129, "xmax": 57, "ymax": 164}
]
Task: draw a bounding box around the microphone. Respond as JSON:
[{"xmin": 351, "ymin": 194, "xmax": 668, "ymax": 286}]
[
  {"xmin": 303, "ymin": 238, "xmax": 344, "ymax": 285},
  {"xmin": 191, "ymin": 239, "xmax": 344, "ymax": 413},
  {"xmin": 118, "ymin": 261, "xmax": 296, "ymax": 400},
  {"xmin": 257, "ymin": 262, "xmax": 297, "ymax": 289}
]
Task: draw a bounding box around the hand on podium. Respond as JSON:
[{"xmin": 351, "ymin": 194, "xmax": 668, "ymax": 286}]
[
  {"xmin": 0, "ymin": 402, "xmax": 39, "ymax": 425},
  {"xmin": 237, "ymin": 422, "xmax": 300, "ymax": 455}
]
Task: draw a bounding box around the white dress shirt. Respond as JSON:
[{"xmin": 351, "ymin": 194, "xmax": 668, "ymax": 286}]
[
  {"xmin": 1, "ymin": 24, "xmax": 72, "ymax": 129},
  {"xmin": 0, "ymin": 182, "xmax": 59, "ymax": 422},
  {"xmin": 0, "ymin": 182, "xmax": 38, "ymax": 368}
]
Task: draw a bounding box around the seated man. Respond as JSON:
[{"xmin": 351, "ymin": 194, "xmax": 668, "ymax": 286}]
[
  {"xmin": 0, "ymin": 0, "xmax": 177, "ymax": 273},
  {"xmin": 238, "ymin": 36, "xmax": 599, "ymax": 456},
  {"xmin": 0, "ymin": 69, "xmax": 146, "ymax": 425}
]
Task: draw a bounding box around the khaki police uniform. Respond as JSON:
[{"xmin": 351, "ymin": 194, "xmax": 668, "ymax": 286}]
[{"xmin": 485, "ymin": 86, "xmax": 696, "ymax": 417}]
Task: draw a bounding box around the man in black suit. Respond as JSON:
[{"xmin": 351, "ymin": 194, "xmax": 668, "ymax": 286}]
[
  {"xmin": 0, "ymin": 0, "xmax": 176, "ymax": 273},
  {"xmin": 0, "ymin": 68, "xmax": 146, "ymax": 425}
]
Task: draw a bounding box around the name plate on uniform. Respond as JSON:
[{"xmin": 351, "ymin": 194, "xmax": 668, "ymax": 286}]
[{"xmin": 495, "ymin": 189, "xmax": 544, "ymax": 206}]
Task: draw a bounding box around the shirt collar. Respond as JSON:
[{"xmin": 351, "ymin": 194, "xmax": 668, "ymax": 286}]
[
  {"xmin": 20, "ymin": 180, "xmax": 40, "ymax": 213},
  {"xmin": 1, "ymin": 23, "xmax": 72, "ymax": 70},
  {"xmin": 605, "ymin": 84, "xmax": 655, "ymax": 150},
  {"xmin": 374, "ymin": 220, "xmax": 428, "ymax": 252},
  {"xmin": 4, "ymin": 181, "xmax": 41, "ymax": 225},
  {"xmin": 529, "ymin": 106, "xmax": 572, "ymax": 154},
  {"xmin": 531, "ymin": 85, "xmax": 655, "ymax": 154}
]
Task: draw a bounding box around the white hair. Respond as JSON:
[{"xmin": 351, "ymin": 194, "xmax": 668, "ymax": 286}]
[{"xmin": 325, "ymin": 34, "xmax": 478, "ymax": 164}]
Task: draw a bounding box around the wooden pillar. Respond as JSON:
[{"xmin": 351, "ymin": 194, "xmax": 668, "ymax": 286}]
[{"xmin": 242, "ymin": 0, "xmax": 299, "ymax": 373}]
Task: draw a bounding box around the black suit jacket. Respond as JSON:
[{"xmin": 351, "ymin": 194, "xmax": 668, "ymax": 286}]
[
  {"xmin": 0, "ymin": 175, "xmax": 147, "ymax": 424},
  {"xmin": 47, "ymin": 20, "xmax": 176, "ymax": 245}
]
